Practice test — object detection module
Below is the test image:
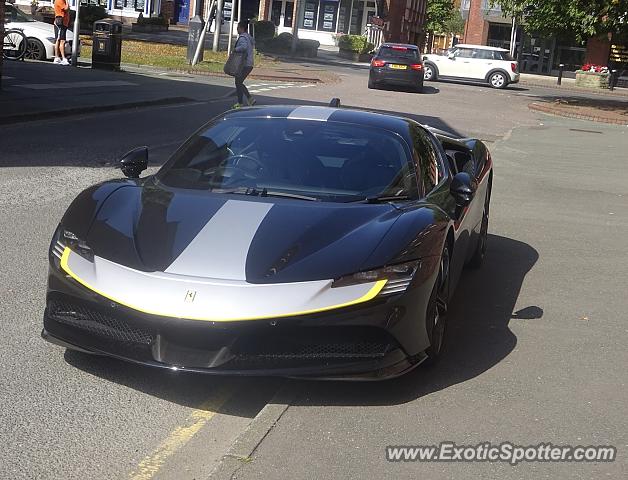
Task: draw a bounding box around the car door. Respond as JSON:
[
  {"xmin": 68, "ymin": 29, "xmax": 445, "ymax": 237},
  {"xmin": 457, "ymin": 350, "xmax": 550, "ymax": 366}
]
[
  {"xmin": 446, "ymin": 47, "xmax": 475, "ymax": 78},
  {"xmin": 467, "ymin": 48, "xmax": 495, "ymax": 79}
]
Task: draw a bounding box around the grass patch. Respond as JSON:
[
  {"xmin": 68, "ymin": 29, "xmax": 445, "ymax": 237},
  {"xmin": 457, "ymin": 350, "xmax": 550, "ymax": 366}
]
[{"xmin": 80, "ymin": 36, "xmax": 273, "ymax": 72}]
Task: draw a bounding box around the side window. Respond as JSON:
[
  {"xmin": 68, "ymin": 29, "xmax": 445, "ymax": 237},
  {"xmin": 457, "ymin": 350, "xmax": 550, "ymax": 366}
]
[
  {"xmin": 455, "ymin": 48, "xmax": 474, "ymax": 58},
  {"xmin": 410, "ymin": 125, "xmax": 442, "ymax": 194},
  {"xmin": 474, "ymin": 49, "xmax": 494, "ymax": 60}
]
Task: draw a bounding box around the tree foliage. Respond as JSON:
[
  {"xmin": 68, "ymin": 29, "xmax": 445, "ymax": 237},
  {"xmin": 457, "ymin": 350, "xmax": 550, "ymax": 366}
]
[
  {"xmin": 494, "ymin": 0, "xmax": 628, "ymax": 40},
  {"xmin": 425, "ymin": 0, "xmax": 459, "ymax": 34}
]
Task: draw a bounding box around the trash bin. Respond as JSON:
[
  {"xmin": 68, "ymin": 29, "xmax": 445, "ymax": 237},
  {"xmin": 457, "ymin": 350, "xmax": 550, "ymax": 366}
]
[{"xmin": 92, "ymin": 19, "xmax": 123, "ymax": 71}]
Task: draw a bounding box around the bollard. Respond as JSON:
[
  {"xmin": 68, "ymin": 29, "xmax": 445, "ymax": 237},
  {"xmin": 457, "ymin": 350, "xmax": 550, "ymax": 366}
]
[
  {"xmin": 187, "ymin": 15, "xmax": 205, "ymax": 64},
  {"xmin": 609, "ymin": 69, "xmax": 617, "ymax": 91},
  {"xmin": 557, "ymin": 64, "xmax": 564, "ymax": 85}
]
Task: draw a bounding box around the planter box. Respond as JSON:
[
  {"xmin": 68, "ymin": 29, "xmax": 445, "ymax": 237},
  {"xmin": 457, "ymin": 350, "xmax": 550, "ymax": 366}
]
[
  {"xmin": 575, "ymin": 71, "xmax": 609, "ymax": 89},
  {"xmin": 338, "ymin": 49, "xmax": 372, "ymax": 63},
  {"xmin": 131, "ymin": 23, "xmax": 169, "ymax": 33}
]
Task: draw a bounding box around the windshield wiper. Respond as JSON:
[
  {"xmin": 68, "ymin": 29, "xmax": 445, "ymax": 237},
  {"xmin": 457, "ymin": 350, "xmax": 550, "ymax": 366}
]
[
  {"xmin": 347, "ymin": 195, "xmax": 413, "ymax": 204},
  {"xmin": 216, "ymin": 187, "xmax": 319, "ymax": 201},
  {"xmin": 260, "ymin": 189, "xmax": 320, "ymax": 202}
]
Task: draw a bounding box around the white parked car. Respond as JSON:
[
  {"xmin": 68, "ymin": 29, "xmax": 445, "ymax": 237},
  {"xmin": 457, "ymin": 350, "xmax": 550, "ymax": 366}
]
[
  {"xmin": 423, "ymin": 44, "xmax": 520, "ymax": 89},
  {"xmin": 5, "ymin": 4, "xmax": 80, "ymax": 61}
]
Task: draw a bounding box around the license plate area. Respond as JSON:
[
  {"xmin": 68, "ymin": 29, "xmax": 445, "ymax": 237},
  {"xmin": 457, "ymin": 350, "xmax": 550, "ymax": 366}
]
[{"xmin": 389, "ymin": 64, "xmax": 407, "ymax": 70}]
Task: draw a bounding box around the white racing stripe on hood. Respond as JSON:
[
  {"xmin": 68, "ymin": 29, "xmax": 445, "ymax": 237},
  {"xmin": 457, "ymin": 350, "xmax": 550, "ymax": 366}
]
[
  {"xmin": 164, "ymin": 199, "xmax": 273, "ymax": 280},
  {"xmin": 287, "ymin": 106, "xmax": 337, "ymax": 121}
]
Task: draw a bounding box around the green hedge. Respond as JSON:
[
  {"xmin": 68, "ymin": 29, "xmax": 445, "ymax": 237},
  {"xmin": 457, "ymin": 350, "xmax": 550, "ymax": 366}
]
[
  {"xmin": 257, "ymin": 32, "xmax": 320, "ymax": 55},
  {"xmin": 338, "ymin": 34, "xmax": 373, "ymax": 54},
  {"xmin": 81, "ymin": 5, "xmax": 107, "ymax": 27},
  {"xmin": 254, "ymin": 20, "xmax": 276, "ymax": 41}
]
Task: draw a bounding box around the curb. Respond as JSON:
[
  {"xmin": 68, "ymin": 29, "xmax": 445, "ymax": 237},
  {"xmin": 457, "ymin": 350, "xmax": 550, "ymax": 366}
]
[
  {"xmin": 209, "ymin": 384, "xmax": 296, "ymax": 480},
  {"xmin": 528, "ymin": 102, "xmax": 628, "ymax": 125},
  {"xmin": 519, "ymin": 80, "xmax": 628, "ymax": 98},
  {"xmin": 0, "ymin": 97, "xmax": 196, "ymax": 125}
]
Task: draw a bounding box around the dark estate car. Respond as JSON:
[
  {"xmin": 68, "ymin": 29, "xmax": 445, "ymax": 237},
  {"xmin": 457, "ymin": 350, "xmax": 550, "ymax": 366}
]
[
  {"xmin": 43, "ymin": 102, "xmax": 492, "ymax": 380},
  {"xmin": 368, "ymin": 43, "xmax": 425, "ymax": 92}
]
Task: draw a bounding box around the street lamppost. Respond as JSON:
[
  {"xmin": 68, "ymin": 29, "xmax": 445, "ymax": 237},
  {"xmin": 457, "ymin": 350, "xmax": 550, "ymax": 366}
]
[
  {"xmin": 213, "ymin": 0, "xmax": 224, "ymax": 52},
  {"xmin": 71, "ymin": 0, "xmax": 80, "ymax": 67},
  {"xmin": 186, "ymin": 0, "xmax": 205, "ymax": 64}
]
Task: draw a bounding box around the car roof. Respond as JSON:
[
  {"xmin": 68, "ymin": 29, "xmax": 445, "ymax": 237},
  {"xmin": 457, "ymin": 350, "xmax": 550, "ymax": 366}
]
[
  {"xmin": 380, "ymin": 43, "xmax": 418, "ymax": 50},
  {"xmin": 454, "ymin": 44, "xmax": 509, "ymax": 52}
]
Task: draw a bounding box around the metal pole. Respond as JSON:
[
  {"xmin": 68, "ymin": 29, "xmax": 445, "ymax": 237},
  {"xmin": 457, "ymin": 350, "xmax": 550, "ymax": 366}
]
[
  {"xmin": 509, "ymin": 16, "xmax": 516, "ymax": 58},
  {"xmin": 192, "ymin": 0, "xmax": 215, "ymax": 65},
  {"xmin": 237, "ymin": 0, "xmax": 242, "ymax": 22},
  {"xmin": 609, "ymin": 69, "xmax": 617, "ymax": 91},
  {"xmin": 557, "ymin": 63, "xmax": 564, "ymax": 85},
  {"xmin": 71, "ymin": 0, "xmax": 80, "ymax": 67},
  {"xmin": 291, "ymin": 0, "xmax": 300, "ymax": 54},
  {"xmin": 213, "ymin": 0, "xmax": 224, "ymax": 51},
  {"xmin": 227, "ymin": 0, "xmax": 235, "ymax": 53}
]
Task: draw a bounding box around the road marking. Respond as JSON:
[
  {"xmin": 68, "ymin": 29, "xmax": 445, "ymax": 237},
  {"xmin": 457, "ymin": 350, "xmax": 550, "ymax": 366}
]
[
  {"xmin": 129, "ymin": 385, "xmax": 233, "ymax": 480},
  {"xmin": 16, "ymin": 80, "xmax": 138, "ymax": 90},
  {"xmin": 248, "ymin": 83, "xmax": 315, "ymax": 94}
]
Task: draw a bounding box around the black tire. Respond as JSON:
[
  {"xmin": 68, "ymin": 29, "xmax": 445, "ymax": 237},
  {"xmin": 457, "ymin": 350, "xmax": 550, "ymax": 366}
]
[
  {"xmin": 468, "ymin": 190, "xmax": 490, "ymax": 268},
  {"xmin": 488, "ymin": 71, "xmax": 509, "ymax": 89},
  {"xmin": 414, "ymin": 83, "xmax": 424, "ymax": 93},
  {"xmin": 3, "ymin": 29, "xmax": 28, "ymax": 61},
  {"xmin": 368, "ymin": 77, "xmax": 376, "ymax": 89},
  {"xmin": 424, "ymin": 243, "xmax": 450, "ymax": 364},
  {"xmin": 25, "ymin": 38, "xmax": 47, "ymax": 61},
  {"xmin": 423, "ymin": 63, "xmax": 437, "ymax": 81}
]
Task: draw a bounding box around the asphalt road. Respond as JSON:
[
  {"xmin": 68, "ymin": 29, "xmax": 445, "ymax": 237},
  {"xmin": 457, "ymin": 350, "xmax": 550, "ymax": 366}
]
[{"xmin": 1, "ymin": 63, "xmax": 627, "ymax": 479}]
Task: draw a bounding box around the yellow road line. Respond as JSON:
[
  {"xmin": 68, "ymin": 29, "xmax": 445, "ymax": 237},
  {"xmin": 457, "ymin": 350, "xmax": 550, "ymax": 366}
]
[{"xmin": 129, "ymin": 386, "xmax": 233, "ymax": 480}]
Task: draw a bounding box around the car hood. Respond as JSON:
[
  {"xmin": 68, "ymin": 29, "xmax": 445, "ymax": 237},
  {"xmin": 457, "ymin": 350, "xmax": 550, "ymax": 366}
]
[{"xmin": 85, "ymin": 184, "xmax": 406, "ymax": 283}]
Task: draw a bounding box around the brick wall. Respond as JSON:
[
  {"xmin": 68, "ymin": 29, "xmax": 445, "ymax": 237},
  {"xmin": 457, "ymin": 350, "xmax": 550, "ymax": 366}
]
[
  {"xmin": 384, "ymin": 0, "xmax": 427, "ymax": 47},
  {"xmin": 463, "ymin": 0, "xmax": 488, "ymax": 45}
]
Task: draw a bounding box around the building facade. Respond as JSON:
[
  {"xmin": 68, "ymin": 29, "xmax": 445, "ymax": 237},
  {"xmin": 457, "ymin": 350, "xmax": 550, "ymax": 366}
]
[
  {"xmin": 259, "ymin": 0, "xmax": 426, "ymax": 47},
  {"xmin": 461, "ymin": 0, "xmax": 626, "ymax": 75}
]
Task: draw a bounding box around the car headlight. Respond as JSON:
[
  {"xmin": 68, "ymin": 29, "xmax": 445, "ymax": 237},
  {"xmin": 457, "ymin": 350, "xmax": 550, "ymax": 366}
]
[
  {"xmin": 50, "ymin": 226, "xmax": 94, "ymax": 266},
  {"xmin": 331, "ymin": 260, "xmax": 420, "ymax": 296}
]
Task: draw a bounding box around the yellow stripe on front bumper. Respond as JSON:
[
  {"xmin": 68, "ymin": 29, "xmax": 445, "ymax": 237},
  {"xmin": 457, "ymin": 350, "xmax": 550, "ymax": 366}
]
[{"xmin": 60, "ymin": 247, "xmax": 387, "ymax": 322}]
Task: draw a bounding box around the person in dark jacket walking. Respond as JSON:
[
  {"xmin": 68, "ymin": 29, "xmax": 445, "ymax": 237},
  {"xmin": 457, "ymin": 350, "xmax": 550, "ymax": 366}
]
[{"xmin": 233, "ymin": 20, "xmax": 256, "ymax": 108}]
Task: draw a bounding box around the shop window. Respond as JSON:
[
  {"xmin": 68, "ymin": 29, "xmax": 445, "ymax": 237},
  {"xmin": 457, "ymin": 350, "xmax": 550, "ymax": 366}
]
[
  {"xmin": 284, "ymin": 1, "xmax": 294, "ymax": 27},
  {"xmin": 271, "ymin": 1, "xmax": 282, "ymax": 26},
  {"xmin": 317, "ymin": 1, "xmax": 338, "ymax": 32},
  {"xmin": 302, "ymin": 0, "xmax": 319, "ymax": 29}
]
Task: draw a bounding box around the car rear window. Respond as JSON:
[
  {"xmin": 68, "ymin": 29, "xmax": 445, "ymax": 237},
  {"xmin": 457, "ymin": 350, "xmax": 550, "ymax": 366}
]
[{"xmin": 378, "ymin": 46, "xmax": 419, "ymax": 61}]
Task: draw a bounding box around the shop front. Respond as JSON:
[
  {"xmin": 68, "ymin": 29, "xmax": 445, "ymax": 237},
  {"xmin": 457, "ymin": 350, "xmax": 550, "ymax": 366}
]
[{"xmin": 269, "ymin": 0, "xmax": 377, "ymax": 46}]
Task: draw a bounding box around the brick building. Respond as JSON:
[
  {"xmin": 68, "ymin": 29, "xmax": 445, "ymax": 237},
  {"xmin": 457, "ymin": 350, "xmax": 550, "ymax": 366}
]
[{"xmin": 461, "ymin": 0, "xmax": 627, "ymax": 75}]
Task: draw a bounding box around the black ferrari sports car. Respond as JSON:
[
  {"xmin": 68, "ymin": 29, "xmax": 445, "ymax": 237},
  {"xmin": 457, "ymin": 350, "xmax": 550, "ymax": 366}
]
[{"xmin": 43, "ymin": 100, "xmax": 492, "ymax": 380}]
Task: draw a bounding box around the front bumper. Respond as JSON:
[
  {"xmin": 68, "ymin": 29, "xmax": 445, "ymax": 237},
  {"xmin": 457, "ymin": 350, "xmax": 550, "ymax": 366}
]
[{"xmin": 43, "ymin": 263, "xmax": 436, "ymax": 380}]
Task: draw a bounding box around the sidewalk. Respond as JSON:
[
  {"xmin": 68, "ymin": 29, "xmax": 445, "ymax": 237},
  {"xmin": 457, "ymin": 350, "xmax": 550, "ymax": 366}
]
[{"xmin": 0, "ymin": 61, "xmax": 232, "ymax": 125}]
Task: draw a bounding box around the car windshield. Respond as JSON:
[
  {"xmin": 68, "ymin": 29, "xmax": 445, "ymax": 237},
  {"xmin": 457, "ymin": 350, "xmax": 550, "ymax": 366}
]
[
  {"xmin": 157, "ymin": 117, "xmax": 418, "ymax": 202},
  {"xmin": 378, "ymin": 46, "xmax": 419, "ymax": 61},
  {"xmin": 6, "ymin": 6, "xmax": 35, "ymax": 23}
]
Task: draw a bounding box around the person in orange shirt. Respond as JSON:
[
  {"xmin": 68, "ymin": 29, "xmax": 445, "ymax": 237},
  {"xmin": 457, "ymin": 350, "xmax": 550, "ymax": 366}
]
[{"xmin": 53, "ymin": 0, "xmax": 70, "ymax": 65}]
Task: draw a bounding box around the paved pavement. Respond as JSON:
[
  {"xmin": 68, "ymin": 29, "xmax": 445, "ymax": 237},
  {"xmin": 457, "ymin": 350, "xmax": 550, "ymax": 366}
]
[{"xmin": 1, "ymin": 56, "xmax": 627, "ymax": 480}]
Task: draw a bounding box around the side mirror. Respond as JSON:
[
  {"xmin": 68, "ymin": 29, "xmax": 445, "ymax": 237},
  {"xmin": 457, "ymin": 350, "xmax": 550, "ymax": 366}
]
[
  {"xmin": 447, "ymin": 53, "xmax": 455, "ymax": 60},
  {"xmin": 119, "ymin": 146, "xmax": 148, "ymax": 178},
  {"xmin": 450, "ymin": 172, "xmax": 475, "ymax": 207}
]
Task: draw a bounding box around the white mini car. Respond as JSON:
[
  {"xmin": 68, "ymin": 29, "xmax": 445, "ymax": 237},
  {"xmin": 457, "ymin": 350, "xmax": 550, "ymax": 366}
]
[
  {"xmin": 423, "ymin": 44, "xmax": 520, "ymax": 89},
  {"xmin": 5, "ymin": 4, "xmax": 80, "ymax": 61}
]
